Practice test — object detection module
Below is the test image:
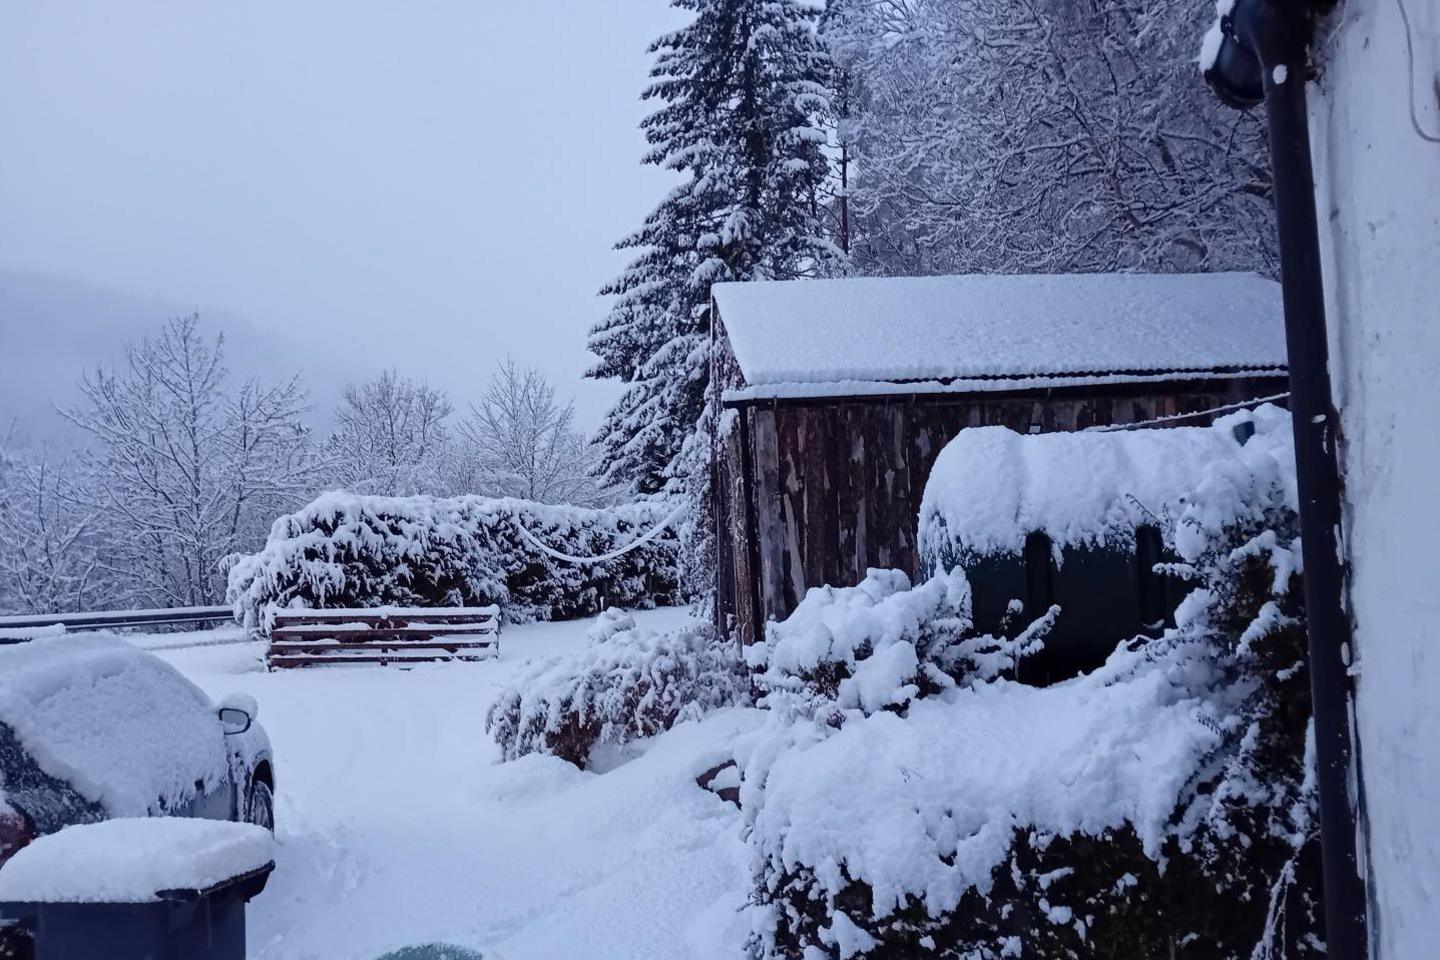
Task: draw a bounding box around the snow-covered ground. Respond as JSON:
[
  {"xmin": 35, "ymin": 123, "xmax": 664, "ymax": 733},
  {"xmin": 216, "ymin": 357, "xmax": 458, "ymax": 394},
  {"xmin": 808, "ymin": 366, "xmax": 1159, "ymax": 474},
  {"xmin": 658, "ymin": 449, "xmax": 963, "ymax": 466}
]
[{"xmin": 143, "ymin": 607, "xmax": 758, "ymax": 960}]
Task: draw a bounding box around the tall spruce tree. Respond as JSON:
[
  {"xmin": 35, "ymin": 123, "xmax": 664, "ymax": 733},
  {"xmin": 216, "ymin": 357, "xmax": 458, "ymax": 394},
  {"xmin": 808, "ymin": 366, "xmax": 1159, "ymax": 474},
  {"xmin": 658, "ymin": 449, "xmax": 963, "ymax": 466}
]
[{"xmin": 588, "ymin": 0, "xmax": 842, "ymax": 498}]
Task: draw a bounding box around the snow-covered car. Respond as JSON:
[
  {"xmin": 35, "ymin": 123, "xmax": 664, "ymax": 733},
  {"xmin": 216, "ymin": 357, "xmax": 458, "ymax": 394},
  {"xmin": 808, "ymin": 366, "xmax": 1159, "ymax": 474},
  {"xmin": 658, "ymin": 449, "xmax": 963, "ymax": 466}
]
[{"xmin": 0, "ymin": 633, "xmax": 274, "ymax": 872}]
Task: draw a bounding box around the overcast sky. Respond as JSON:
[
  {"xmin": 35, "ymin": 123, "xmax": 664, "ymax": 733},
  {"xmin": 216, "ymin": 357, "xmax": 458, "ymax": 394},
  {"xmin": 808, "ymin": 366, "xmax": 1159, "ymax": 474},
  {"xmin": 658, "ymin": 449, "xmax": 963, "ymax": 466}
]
[{"xmin": 0, "ymin": 1, "xmax": 682, "ymax": 429}]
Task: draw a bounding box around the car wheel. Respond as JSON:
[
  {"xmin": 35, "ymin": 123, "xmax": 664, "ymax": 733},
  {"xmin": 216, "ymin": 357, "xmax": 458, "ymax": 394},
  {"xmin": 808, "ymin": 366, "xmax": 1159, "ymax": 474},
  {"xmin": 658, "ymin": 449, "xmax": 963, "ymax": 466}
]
[{"xmin": 247, "ymin": 778, "xmax": 275, "ymax": 832}]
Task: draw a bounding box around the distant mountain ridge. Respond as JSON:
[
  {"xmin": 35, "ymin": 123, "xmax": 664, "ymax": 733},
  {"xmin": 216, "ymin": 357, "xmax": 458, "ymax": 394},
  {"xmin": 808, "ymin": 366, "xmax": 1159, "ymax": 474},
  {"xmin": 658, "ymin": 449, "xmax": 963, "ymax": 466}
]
[{"xmin": 0, "ymin": 270, "xmax": 338, "ymax": 442}]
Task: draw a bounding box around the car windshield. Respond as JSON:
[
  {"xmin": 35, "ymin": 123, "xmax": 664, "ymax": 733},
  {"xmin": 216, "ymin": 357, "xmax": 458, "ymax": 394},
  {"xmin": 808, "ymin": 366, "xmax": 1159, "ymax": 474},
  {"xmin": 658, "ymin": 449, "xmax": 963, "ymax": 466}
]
[{"xmin": 0, "ymin": 721, "xmax": 104, "ymax": 838}]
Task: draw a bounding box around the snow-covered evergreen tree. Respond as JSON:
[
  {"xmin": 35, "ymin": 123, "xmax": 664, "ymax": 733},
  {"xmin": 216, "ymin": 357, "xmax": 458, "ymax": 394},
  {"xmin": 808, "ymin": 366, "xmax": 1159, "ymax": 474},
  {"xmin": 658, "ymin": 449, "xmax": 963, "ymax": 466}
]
[{"xmin": 588, "ymin": 0, "xmax": 843, "ymax": 499}]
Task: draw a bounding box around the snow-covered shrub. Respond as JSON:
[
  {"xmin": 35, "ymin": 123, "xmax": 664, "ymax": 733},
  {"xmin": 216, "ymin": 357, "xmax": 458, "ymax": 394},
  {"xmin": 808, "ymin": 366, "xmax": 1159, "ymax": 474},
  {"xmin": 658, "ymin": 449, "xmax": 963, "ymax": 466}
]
[
  {"xmin": 747, "ymin": 567, "xmax": 1056, "ymax": 721},
  {"xmin": 486, "ymin": 620, "xmax": 747, "ymax": 769},
  {"xmin": 226, "ymin": 493, "xmax": 681, "ymax": 632},
  {"xmin": 742, "ymin": 407, "xmax": 1321, "ymax": 959},
  {"xmin": 585, "ymin": 606, "xmax": 638, "ymax": 643}
]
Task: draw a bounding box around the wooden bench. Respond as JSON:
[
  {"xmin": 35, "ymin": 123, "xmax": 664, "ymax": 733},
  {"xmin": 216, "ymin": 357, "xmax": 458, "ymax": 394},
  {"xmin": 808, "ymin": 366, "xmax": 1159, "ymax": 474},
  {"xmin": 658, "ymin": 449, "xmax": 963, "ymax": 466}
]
[{"xmin": 266, "ymin": 606, "xmax": 500, "ymax": 669}]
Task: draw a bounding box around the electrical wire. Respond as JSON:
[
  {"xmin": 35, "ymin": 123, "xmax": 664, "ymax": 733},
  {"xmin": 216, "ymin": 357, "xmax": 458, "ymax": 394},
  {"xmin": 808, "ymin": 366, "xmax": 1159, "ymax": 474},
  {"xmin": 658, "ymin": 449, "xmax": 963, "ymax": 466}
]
[
  {"xmin": 513, "ymin": 503, "xmax": 687, "ymax": 565},
  {"xmin": 1395, "ymin": 0, "xmax": 1440, "ymax": 143},
  {"xmin": 1084, "ymin": 392, "xmax": 1291, "ymax": 432}
]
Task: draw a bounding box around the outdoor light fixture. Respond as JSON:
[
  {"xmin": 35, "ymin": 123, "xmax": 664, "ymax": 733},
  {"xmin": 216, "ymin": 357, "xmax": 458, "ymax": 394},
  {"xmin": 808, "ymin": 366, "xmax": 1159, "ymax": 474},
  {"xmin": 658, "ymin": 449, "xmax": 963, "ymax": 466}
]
[
  {"xmin": 1202, "ymin": 2, "xmax": 1371, "ymax": 958},
  {"xmin": 1202, "ymin": 18, "xmax": 1265, "ymax": 108}
]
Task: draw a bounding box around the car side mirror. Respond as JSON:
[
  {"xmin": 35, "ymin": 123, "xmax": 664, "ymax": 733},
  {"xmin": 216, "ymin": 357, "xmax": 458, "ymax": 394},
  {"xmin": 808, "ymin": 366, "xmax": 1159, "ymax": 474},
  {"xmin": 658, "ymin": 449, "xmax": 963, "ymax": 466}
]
[
  {"xmin": 218, "ymin": 707, "xmax": 252, "ymax": 735},
  {"xmin": 218, "ymin": 692, "xmax": 259, "ymax": 735}
]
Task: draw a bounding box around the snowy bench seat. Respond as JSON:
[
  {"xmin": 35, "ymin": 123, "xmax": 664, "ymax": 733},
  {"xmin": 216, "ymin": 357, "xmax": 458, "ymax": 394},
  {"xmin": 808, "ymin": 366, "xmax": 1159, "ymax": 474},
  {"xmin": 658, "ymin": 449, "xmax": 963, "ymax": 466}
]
[{"xmin": 266, "ymin": 606, "xmax": 500, "ymax": 670}]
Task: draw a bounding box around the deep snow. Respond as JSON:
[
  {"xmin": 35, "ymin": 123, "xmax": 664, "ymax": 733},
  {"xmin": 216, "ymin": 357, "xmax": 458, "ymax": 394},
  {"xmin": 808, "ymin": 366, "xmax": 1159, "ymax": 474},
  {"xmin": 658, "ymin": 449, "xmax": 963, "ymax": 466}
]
[
  {"xmin": 740, "ymin": 664, "xmax": 1227, "ymax": 921},
  {"xmin": 146, "ymin": 607, "xmax": 757, "ymax": 960}
]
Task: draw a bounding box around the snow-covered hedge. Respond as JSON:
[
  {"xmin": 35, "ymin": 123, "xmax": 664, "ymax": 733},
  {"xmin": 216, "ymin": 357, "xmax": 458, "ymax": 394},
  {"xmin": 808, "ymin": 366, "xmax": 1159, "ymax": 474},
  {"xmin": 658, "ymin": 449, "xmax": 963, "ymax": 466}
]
[
  {"xmin": 226, "ymin": 493, "xmax": 681, "ymax": 632},
  {"xmin": 740, "ymin": 407, "xmax": 1321, "ymax": 959},
  {"xmin": 486, "ymin": 618, "xmax": 746, "ymax": 769}
]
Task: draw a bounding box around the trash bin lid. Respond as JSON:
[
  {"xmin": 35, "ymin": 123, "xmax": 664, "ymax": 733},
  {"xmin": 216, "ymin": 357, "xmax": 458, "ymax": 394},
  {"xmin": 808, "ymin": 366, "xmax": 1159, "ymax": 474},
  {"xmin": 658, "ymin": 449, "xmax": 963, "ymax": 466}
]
[{"xmin": 0, "ymin": 817, "xmax": 273, "ymax": 905}]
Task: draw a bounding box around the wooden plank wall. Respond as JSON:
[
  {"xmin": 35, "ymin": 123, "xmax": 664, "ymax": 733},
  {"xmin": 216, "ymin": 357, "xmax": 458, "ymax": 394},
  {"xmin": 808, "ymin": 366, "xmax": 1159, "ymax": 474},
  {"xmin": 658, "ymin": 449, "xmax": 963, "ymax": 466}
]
[{"xmin": 722, "ymin": 377, "xmax": 1286, "ymax": 645}]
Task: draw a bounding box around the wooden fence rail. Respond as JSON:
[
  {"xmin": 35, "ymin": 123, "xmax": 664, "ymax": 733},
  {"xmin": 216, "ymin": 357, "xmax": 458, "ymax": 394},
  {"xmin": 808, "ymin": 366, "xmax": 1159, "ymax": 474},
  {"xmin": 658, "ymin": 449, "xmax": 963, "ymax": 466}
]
[{"xmin": 266, "ymin": 606, "xmax": 501, "ymax": 669}]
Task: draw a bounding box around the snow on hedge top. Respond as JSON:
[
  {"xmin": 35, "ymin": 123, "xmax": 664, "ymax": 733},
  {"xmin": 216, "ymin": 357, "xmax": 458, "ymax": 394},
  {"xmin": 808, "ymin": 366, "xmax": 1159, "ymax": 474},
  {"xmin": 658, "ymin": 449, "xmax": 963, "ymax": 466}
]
[
  {"xmin": 740, "ymin": 653, "xmax": 1227, "ymax": 922},
  {"xmin": 918, "ymin": 406, "xmax": 1294, "ymax": 561},
  {"xmin": 0, "ymin": 634, "xmax": 228, "ymax": 817},
  {"xmin": 712, "ymin": 272, "xmax": 1285, "ymax": 388},
  {"xmin": 0, "ymin": 818, "xmax": 272, "ymax": 903}
]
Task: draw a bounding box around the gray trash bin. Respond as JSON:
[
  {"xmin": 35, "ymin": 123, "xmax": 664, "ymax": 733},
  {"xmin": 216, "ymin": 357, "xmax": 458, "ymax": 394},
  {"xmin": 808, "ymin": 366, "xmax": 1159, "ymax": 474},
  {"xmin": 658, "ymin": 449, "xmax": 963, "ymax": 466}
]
[
  {"xmin": 1, "ymin": 861, "xmax": 272, "ymax": 960},
  {"xmin": 0, "ymin": 817, "xmax": 275, "ymax": 960}
]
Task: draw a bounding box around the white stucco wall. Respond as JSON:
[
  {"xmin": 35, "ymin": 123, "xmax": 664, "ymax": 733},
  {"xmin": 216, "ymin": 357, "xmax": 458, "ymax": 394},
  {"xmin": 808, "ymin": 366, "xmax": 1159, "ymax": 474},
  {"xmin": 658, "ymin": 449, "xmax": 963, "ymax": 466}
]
[{"xmin": 1311, "ymin": 0, "xmax": 1440, "ymax": 954}]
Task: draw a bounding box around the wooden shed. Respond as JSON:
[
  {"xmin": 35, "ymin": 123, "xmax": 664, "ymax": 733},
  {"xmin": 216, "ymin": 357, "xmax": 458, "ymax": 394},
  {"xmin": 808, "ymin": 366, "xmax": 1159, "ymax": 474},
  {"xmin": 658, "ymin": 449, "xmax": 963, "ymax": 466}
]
[{"xmin": 709, "ymin": 272, "xmax": 1289, "ymax": 646}]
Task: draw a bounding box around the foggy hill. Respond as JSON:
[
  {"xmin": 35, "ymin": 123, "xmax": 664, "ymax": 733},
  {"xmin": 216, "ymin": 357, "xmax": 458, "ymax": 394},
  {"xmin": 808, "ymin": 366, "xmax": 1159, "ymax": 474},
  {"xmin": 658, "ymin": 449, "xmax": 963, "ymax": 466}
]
[{"xmin": 0, "ymin": 270, "xmax": 343, "ymax": 442}]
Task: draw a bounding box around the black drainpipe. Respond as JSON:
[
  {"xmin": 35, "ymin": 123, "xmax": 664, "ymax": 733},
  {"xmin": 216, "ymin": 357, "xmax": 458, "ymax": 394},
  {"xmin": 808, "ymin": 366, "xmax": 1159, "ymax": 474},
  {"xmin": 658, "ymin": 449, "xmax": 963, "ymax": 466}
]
[{"xmin": 1205, "ymin": 3, "xmax": 1368, "ymax": 958}]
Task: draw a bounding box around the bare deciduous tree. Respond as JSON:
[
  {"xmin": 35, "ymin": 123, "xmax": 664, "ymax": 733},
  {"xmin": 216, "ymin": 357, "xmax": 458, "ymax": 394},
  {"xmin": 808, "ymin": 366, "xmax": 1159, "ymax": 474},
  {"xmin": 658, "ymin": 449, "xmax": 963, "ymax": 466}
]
[
  {"xmin": 0, "ymin": 433, "xmax": 101, "ymax": 615},
  {"xmin": 327, "ymin": 370, "xmax": 454, "ymax": 496},
  {"xmin": 4, "ymin": 323, "xmax": 620, "ymax": 614},
  {"xmin": 60, "ymin": 314, "xmax": 315, "ymax": 607},
  {"xmin": 459, "ymin": 360, "xmax": 607, "ymax": 505}
]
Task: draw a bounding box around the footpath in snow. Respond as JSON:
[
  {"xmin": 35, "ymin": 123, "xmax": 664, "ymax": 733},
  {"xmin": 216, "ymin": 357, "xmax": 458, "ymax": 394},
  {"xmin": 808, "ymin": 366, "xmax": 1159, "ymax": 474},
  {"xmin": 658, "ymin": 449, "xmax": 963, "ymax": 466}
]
[{"xmin": 149, "ymin": 607, "xmax": 757, "ymax": 960}]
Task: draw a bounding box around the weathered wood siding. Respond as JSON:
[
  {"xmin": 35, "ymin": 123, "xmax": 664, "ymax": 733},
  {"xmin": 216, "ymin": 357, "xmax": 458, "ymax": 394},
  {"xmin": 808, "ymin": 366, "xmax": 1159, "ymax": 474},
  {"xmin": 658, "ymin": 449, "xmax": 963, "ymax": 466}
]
[
  {"xmin": 711, "ymin": 320, "xmax": 752, "ymax": 640},
  {"xmin": 719, "ymin": 377, "xmax": 1286, "ymax": 645}
]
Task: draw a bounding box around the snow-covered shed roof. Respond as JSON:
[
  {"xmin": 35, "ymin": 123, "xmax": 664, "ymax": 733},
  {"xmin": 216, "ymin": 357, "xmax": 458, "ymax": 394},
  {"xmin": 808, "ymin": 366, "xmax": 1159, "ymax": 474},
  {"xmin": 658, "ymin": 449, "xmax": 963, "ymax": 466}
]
[{"xmin": 712, "ymin": 272, "xmax": 1287, "ymax": 399}]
